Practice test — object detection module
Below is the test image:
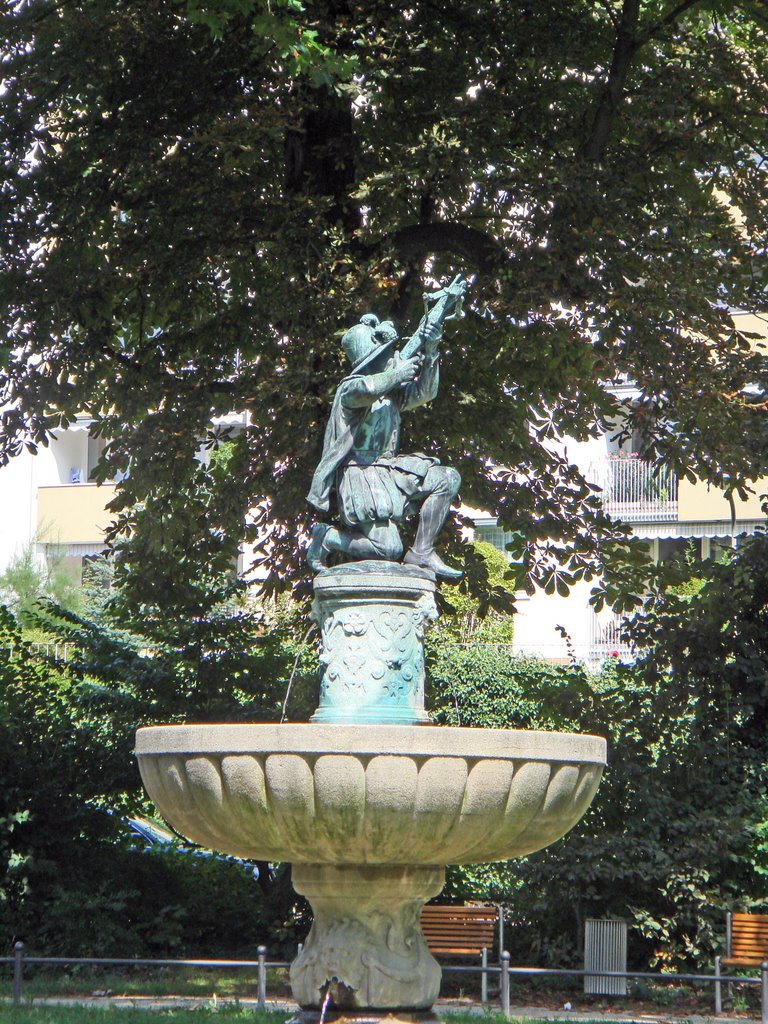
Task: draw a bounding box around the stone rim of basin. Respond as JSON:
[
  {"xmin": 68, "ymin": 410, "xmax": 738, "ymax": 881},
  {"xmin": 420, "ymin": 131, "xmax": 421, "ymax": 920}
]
[{"xmin": 135, "ymin": 722, "xmax": 606, "ymax": 762}]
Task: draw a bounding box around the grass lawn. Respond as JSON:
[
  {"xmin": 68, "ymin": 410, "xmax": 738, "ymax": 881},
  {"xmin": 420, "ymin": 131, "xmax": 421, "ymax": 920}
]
[
  {"xmin": 0, "ymin": 1010, "xmax": 519, "ymax": 1024},
  {"xmin": 0, "ymin": 969, "xmax": 291, "ymax": 1000},
  {"xmin": 0, "ymin": 1008, "xmax": 287, "ymax": 1023}
]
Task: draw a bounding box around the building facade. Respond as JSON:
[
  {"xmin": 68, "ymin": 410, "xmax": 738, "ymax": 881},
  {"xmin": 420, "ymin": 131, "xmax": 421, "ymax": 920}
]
[
  {"xmin": 473, "ymin": 311, "xmax": 768, "ymax": 664},
  {"xmin": 0, "ymin": 412, "xmax": 249, "ymax": 590},
  {"xmin": 0, "ymin": 416, "xmax": 117, "ymax": 587}
]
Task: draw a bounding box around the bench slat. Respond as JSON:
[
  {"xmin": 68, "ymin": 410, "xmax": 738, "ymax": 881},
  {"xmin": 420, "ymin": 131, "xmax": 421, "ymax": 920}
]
[
  {"xmin": 429, "ymin": 948, "xmax": 489, "ymax": 955},
  {"xmin": 421, "ymin": 926, "xmax": 496, "ymax": 933},
  {"xmin": 721, "ymin": 914, "xmax": 768, "ymax": 972},
  {"xmin": 420, "ymin": 904, "xmax": 498, "ymax": 958},
  {"xmin": 422, "ymin": 911, "xmax": 497, "ymax": 919},
  {"xmin": 422, "ymin": 910, "xmax": 497, "ymax": 915},
  {"xmin": 422, "ymin": 922, "xmax": 496, "ymax": 928},
  {"xmin": 422, "ymin": 929, "xmax": 495, "ymax": 936}
]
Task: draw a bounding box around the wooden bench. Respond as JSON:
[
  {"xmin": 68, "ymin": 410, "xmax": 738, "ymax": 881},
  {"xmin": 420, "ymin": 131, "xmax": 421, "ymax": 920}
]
[
  {"xmin": 420, "ymin": 904, "xmax": 499, "ymax": 1002},
  {"xmin": 715, "ymin": 911, "xmax": 768, "ymax": 1014}
]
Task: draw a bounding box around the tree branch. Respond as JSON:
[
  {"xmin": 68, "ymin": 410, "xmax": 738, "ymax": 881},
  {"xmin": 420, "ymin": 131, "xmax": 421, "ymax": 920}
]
[
  {"xmin": 18, "ymin": 0, "xmax": 68, "ymax": 27},
  {"xmin": 97, "ymin": 342, "xmax": 240, "ymax": 398},
  {"xmin": 376, "ymin": 221, "xmax": 504, "ymax": 276},
  {"xmin": 640, "ymin": 0, "xmax": 704, "ymax": 43},
  {"xmin": 98, "ymin": 343, "xmax": 144, "ymax": 373},
  {"xmin": 579, "ymin": 0, "xmax": 710, "ymax": 162},
  {"xmin": 596, "ymin": 0, "xmax": 621, "ymax": 31},
  {"xmin": 579, "ymin": 0, "xmax": 642, "ymax": 162}
]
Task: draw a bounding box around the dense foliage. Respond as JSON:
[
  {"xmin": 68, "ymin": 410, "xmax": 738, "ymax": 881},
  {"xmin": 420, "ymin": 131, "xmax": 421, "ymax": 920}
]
[
  {"xmin": 0, "ymin": 573, "xmax": 318, "ymax": 957},
  {"xmin": 6, "ymin": 534, "xmax": 768, "ymax": 966},
  {"xmin": 427, "ymin": 537, "xmax": 768, "ymax": 969},
  {"xmin": 0, "ymin": 544, "xmax": 83, "ymax": 624},
  {"xmin": 2, "ymin": 1, "xmax": 768, "ymax": 610}
]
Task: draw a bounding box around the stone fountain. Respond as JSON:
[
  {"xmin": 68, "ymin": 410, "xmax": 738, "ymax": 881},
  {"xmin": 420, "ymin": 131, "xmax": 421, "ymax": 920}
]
[{"xmin": 135, "ymin": 277, "xmax": 606, "ymax": 1021}]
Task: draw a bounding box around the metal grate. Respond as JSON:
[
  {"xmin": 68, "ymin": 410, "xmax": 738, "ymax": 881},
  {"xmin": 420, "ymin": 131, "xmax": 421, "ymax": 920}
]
[
  {"xmin": 584, "ymin": 918, "xmax": 628, "ymax": 996},
  {"xmin": 588, "ymin": 457, "xmax": 678, "ymax": 522}
]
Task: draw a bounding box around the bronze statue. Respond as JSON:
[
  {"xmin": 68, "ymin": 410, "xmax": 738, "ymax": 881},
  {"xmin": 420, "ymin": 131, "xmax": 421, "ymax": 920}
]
[{"xmin": 307, "ymin": 276, "xmax": 466, "ymax": 581}]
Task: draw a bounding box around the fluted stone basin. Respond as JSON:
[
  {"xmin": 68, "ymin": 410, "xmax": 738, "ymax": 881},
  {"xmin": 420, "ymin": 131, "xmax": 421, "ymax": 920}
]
[
  {"xmin": 135, "ymin": 724, "xmax": 605, "ymax": 865},
  {"xmin": 136, "ymin": 723, "xmax": 605, "ymax": 1014}
]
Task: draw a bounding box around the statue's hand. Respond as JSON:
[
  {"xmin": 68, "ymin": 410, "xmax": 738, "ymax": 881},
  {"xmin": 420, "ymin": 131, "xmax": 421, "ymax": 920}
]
[
  {"xmin": 392, "ymin": 354, "xmax": 422, "ymax": 384},
  {"xmin": 421, "ymin": 322, "xmax": 442, "ymax": 354}
]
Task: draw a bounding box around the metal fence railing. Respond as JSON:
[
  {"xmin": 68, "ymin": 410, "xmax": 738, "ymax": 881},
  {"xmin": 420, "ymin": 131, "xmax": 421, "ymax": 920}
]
[
  {"xmin": 494, "ymin": 956, "xmax": 768, "ymax": 1024},
  {"xmin": 589, "ymin": 457, "xmax": 678, "ymax": 522},
  {"xmin": 2, "ymin": 943, "xmax": 281, "ymax": 1009},
  {"xmin": 5, "ymin": 943, "xmax": 768, "ymax": 1021},
  {"xmin": 3, "ymin": 643, "xmax": 75, "ymax": 663},
  {"xmin": 587, "ymin": 613, "xmax": 635, "ymax": 665}
]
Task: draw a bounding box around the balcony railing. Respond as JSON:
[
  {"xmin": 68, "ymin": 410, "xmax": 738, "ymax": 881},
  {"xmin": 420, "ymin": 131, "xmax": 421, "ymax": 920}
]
[
  {"xmin": 587, "ymin": 613, "xmax": 635, "ymax": 664},
  {"xmin": 589, "ymin": 456, "xmax": 678, "ymax": 522}
]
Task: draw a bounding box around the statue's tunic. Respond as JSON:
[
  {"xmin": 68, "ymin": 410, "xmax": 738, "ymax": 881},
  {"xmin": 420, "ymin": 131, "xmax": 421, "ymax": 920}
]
[{"xmin": 307, "ymin": 357, "xmax": 439, "ymax": 525}]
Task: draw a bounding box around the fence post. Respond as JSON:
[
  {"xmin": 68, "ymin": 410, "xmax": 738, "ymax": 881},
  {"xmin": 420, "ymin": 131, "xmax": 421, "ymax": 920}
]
[
  {"xmin": 500, "ymin": 950, "xmax": 510, "ymax": 1018},
  {"xmin": 481, "ymin": 947, "xmax": 488, "ymax": 1004},
  {"xmin": 714, "ymin": 955, "xmax": 722, "ymax": 1015},
  {"xmin": 12, "ymin": 941, "xmax": 24, "ymax": 1007},
  {"xmin": 257, "ymin": 945, "xmax": 267, "ymax": 1008},
  {"xmin": 761, "ymin": 962, "xmax": 768, "ymax": 1024}
]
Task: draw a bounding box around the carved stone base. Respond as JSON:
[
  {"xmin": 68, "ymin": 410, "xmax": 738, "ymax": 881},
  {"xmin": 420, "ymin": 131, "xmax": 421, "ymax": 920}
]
[
  {"xmin": 290, "ymin": 864, "xmax": 445, "ymax": 1011},
  {"xmin": 311, "ymin": 562, "xmax": 438, "ymax": 725}
]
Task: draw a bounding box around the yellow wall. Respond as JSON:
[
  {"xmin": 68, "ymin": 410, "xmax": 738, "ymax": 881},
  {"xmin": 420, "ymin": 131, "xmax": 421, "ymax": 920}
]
[
  {"xmin": 37, "ymin": 484, "xmax": 117, "ymax": 544},
  {"xmin": 678, "ymin": 477, "xmax": 767, "ymax": 523},
  {"xmin": 674, "ymin": 311, "xmax": 767, "ymax": 523},
  {"xmin": 732, "ymin": 311, "xmax": 768, "ymax": 350}
]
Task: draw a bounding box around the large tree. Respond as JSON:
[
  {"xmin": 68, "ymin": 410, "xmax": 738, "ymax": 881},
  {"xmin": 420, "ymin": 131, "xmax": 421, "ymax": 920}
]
[{"xmin": 2, "ymin": 0, "xmax": 768, "ymax": 605}]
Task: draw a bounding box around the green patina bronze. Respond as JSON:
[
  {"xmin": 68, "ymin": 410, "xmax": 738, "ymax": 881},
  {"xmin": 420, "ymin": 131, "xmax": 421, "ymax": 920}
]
[
  {"xmin": 306, "ymin": 276, "xmax": 466, "ymax": 725},
  {"xmin": 306, "ymin": 274, "xmax": 466, "ymax": 582}
]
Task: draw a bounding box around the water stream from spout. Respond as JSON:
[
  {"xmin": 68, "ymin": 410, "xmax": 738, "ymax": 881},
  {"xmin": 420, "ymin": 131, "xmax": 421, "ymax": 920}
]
[
  {"xmin": 280, "ymin": 623, "xmax": 316, "ymax": 722},
  {"xmin": 318, "ymin": 985, "xmax": 332, "ymax": 1024}
]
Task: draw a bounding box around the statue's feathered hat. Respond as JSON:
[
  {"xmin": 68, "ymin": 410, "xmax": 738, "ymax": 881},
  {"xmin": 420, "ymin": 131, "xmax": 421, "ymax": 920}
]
[{"xmin": 342, "ymin": 314, "xmax": 398, "ymax": 374}]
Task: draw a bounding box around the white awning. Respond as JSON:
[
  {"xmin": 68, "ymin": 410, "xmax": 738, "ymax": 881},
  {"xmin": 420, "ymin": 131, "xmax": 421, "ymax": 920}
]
[
  {"xmin": 51, "ymin": 417, "xmax": 93, "ymax": 434},
  {"xmin": 43, "ymin": 542, "xmax": 105, "ymax": 557},
  {"xmin": 631, "ymin": 519, "xmax": 765, "ymax": 540}
]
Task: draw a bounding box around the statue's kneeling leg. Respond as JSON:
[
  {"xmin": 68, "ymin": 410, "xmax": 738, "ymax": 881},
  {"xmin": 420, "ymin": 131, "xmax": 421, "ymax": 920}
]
[
  {"xmin": 360, "ymin": 520, "xmax": 403, "ymax": 561},
  {"xmin": 312, "ymin": 519, "xmax": 402, "ymax": 566},
  {"xmin": 403, "ymin": 466, "xmax": 463, "ymax": 581}
]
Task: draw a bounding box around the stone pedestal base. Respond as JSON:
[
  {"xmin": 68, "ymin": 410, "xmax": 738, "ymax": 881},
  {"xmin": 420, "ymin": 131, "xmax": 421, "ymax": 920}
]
[
  {"xmin": 290, "ymin": 864, "xmax": 445, "ymax": 1012},
  {"xmin": 311, "ymin": 562, "xmax": 437, "ymax": 725}
]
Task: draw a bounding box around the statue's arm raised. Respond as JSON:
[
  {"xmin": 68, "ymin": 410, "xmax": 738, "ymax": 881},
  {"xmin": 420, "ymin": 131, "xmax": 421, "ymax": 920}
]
[
  {"xmin": 399, "ymin": 320, "xmax": 442, "ymax": 361},
  {"xmin": 400, "ymin": 352, "xmax": 439, "ymax": 411},
  {"xmin": 341, "ymin": 357, "xmax": 423, "ymax": 408}
]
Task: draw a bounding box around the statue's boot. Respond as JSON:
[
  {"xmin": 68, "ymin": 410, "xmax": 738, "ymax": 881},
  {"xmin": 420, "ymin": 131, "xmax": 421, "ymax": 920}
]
[
  {"xmin": 404, "ymin": 484, "xmax": 463, "ymax": 581},
  {"xmin": 307, "ymin": 523, "xmax": 332, "ymax": 571},
  {"xmin": 404, "ymin": 546, "xmax": 463, "ymax": 581}
]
